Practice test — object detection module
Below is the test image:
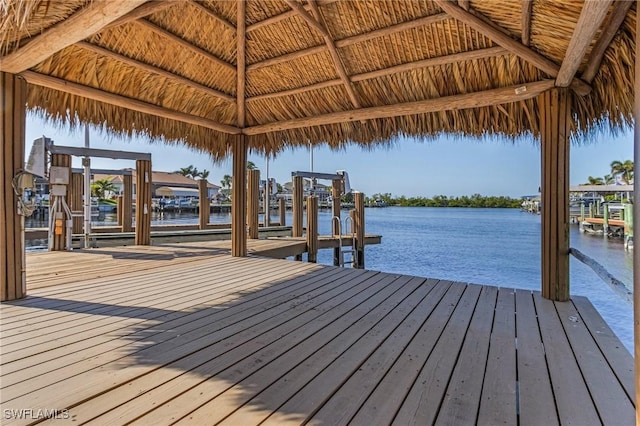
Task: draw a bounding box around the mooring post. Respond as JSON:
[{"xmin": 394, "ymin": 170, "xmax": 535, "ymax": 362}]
[
  {"xmin": 122, "ymin": 174, "xmax": 133, "ymax": 233},
  {"xmin": 117, "ymin": 196, "xmax": 123, "ymax": 227},
  {"xmin": 279, "ymin": 197, "xmax": 286, "ymax": 226},
  {"xmin": 247, "ymin": 169, "xmax": 260, "ymax": 239},
  {"xmin": 198, "ymin": 178, "xmax": 210, "ymax": 230},
  {"xmin": 306, "ymin": 195, "xmax": 318, "ymax": 263},
  {"xmin": 580, "ymin": 202, "xmax": 585, "ymax": 231},
  {"xmin": 332, "ymin": 178, "xmax": 342, "ymax": 266},
  {"xmin": 134, "ymin": 159, "xmax": 152, "ymax": 246},
  {"xmin": 292, "ymin": 175, "xmax": 304, "ymax": 261},
  {"xmin": 354, "ymin": 192, "xmax": 365, "ymax": 269},
  {"xmin": 603, "ymin": 204, "xmax": 609, "ymax": 237}
]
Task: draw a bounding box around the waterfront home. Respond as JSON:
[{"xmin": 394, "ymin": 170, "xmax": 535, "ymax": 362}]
[{"xmin": 1, "ymin": 1, "xmax": 637, "ymax": 424}]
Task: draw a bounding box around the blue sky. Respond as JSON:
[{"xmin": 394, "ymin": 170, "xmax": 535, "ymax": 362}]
[{"xmin": 25, "ymin": 114, "xmax": 633, "ymax": 198}]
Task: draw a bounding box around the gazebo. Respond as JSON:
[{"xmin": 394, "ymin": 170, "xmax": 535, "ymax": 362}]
[{"xmin": 1, "ymin": 0, "xmax": 638, "ymax": 423}]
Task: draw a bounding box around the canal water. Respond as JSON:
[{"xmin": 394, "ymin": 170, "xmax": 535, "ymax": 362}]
[{"xmin": 26, "ymin": 207, "xmax": 634, "ymax": 351}]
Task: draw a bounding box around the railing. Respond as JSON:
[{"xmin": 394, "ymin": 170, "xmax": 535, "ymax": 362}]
[{"xmin": 569, "ymin": 247, "xmax": 632, "ymax": 303}]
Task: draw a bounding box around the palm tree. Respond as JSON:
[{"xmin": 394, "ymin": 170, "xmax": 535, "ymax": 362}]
[
  {"xmin": 91, "ymin": 178, "xmax": 117, "ymax": 200},
  {"xmin": 603, "ymin": 174, "xmax": 615, "ymax": 185},
  {"xmin": 176, "ymin": 165, "xmax": 195, "ymax": 177},
  {"xmin": 610, "ymin": 160, "xmax": 634, "ymax": 184},
  {"xmin": 200, "ymin": 169, "xmax": 210, "ymax": 179},
  {"xmin": 220, "ymin": 174, "xmax": 232, "ymax": 189},
  {"xmin": 585, "ymin": 176, "xmax": 604, "ymax": 185},
  {"xmin": 247, "ymin": 161, "xmax": 256, "ymax": 170}
]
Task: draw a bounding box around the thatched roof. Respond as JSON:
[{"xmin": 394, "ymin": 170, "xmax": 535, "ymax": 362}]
[{"xmin": 0, "ymin": 0, "xmax": 636, "ymax": 160}]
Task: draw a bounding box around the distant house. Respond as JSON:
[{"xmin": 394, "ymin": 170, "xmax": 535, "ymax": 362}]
[
  {"xmin": 282, "ymin": 179, "xmax": 331, "ymax": 204},
  {"xmin": 92, "ymin": 170, "xmax": 221, "ymax": 199}
]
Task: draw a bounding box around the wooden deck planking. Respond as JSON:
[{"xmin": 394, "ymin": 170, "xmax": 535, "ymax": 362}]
[{"xmin": 0, "ymin": 243, "xmax": 634, "ymax": 426}]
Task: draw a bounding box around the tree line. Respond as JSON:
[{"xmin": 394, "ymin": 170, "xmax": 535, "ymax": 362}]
[{"xmin": 366, "ymin": 193, "xmax": 522, "ymax": 208}]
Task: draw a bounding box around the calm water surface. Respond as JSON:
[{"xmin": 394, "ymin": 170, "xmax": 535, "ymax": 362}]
[{"xmin": 27, "ymin": 207, "xmax": 635, "ymax": 351}]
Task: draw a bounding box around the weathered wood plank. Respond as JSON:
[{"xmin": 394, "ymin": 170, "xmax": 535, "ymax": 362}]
[
  {"xmin": 477, "ymin": 288, "xmax": 517, "ymax": 426},
  {"xmin": 533, "ymin": 293, "xmax": 600, "ymax": 425},
  {"xmin": 514, "ymin": 290, "xmax": 558, "ymax": 426}
]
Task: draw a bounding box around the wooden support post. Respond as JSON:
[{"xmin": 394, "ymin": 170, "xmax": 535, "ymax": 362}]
[
  {"xmin": 580, "ymin": 202, "xmax": 585, "ymax": 232},
  {"xmin": 332, "ymin": 178, "xmax": 342, "ymax": 266},
  {"xmin": 198, "ymin": 179, "xmax": 210, "ymax": 230},
  {"xmin": 306, "ymin": 195, "xmax": 318, "ymax": 263},
  {"xmin": 231, "ymin": 135, "xmax": 247, "ymax": 256},
  {"xmin": 279, "ymin": 197, "xmax": 286, "ymax": 226},
  {"xmin": 292, "ymin": 175, "xmax": 304, "ymax": 261},
  {"xmin": 122, "ymin": 174, "xmax": 133, "ymax": 232},
  {"xmin": 70, "ymin": 172, "xmax": 83, "ymax": 234},
  {"xmin": 135, "ymin": 159, "xmax": 152, "ymax": 245},
  {"xmin": 354, "ymin": 192, "xmax": 365, "ymax": 269},
  {"xmin": 247, "ymin": 168, "xmax": 260, "ymax": 239},
  {"xmin": 117, "ymin": 195, "xmax": 123, "ymax": 227},
  {"xmin": 1, "ymin": 72, "xmax": 26, "ymax": 301},
  {"xmin": 540, "ymin": 87, "xmax": 571, "ymax": 301},
  {"xmin": 50, "ymin": 154, "xmax": 71, "ymax": 251},
  {"xmin": 603, "ymin": 204, "xmax": 610, "ymax": 236},
  {"xmin": 633, "ymin": 10, "xmax": 640, "ymax": 419}
]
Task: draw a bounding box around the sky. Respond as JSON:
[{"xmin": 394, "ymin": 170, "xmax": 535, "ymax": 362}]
[{"xmin": 24, "ymin": 113, "xmax": 634, "ymax": 198}]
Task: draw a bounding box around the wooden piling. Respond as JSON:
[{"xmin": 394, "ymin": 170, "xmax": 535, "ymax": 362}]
[
  {"xmin": 354, "ymin": 192, "xmax": 365, "ymax": 269},
  {"xmin": 198, "ymin": 179, "xmax": 210, "ymax": 230},
  {"xmin": 117, "ymin": 195, "xmax": 123, "ymax": 226},
  {"xmin": 231, "ymin": 135, "xmax": 247, "ymax": 256},
  {"xmin": 332, "ymin": 178, "xmax": 342, "ymax": 266},
  {"xmin": 247, "ymin": 169, "xmax": 260, "ymax": 239},
  {"xmin": 539, "ymin": 87, "xmax": 571, "ymax": 301},
  {"xmin": 50, "ymin": 153, "xmax": 71, "ymax": 251},
  {"xmin": 1, "ymin": 72, "xmax": 26, "ymax": 301},
  {"xmin": 279, "ymin": 197, "xmax": 286, "ymax": 226},
  {"xmin": 292, "ymin": 175, "xmax": 304, "ymax": 261},
  {"xmin": 134, "ymin": 159, "xmax": 152, "ymax": 245},
  {"xmin": 122, "ymin": 174, "xmax": 133, "ymax": 232},
  {"xmin": 603, "ymin": 203, "xmax": 609, "ymax": 236},
  {"xmin": 306, "ymin": 195, "xmax": 318, "ymax": 263}
]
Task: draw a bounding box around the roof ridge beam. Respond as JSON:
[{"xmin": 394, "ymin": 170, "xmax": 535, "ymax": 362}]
[
  {"xmin": 248, "ymin": 46, "xmax": 508, "ymax": 102},
  {"xmin": 433, "ymin": 0, "xmax": 592, "ymax": 96},
  {"xmin": 237, "ymin": 0, "xmax": 246, "ymax": 126},
  {"xmin": 581, "ymin": 0, "xmax": 633, "ymax": 83},
  {"xmin": 0, "ymin": 0, "xmax": 147, "ymax": 73},
  {"xmin": 75, "ymin": 42, "xmax": 234, "ymax": 103},
  {"xmin": 286, "ymin": 0, "xmax": 361, "ymax": 108},
  {"xmin": 556, "ymin": 0, "xmax": 612, "ymax": 88},
  {"xmin": 136, "ymin": 20, "xmax": 236, "ymax": 73},
  {"xmin": 103, "ymin": 1, "xmax": 176, "ymax": 32},
  {"xmin": 243, "ymin": 79, "xmax": 556, "ymax": 135},
  {"xmin": 21, "ymin": 71, "xmax": 241, "ymax": 134},
  {"xmin": 189, "ymin": 1, "xmax": 236, "ymax": 31},
  {"xmin": 248, "ymin": 13, "xmax": 448, "ymax": 71}
]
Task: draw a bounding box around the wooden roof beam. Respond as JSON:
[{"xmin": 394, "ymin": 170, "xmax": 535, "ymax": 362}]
[
  {"xmin": 136, "ymin": 20, "xmax": 236, "ymax": 73},
  {"xmin": 243, "ymin": 79, "xmax": 555, "ymax": 135},
  {"xmin": 189, "ymin": 1, "xmax": 236, "ymax": 32},
  {"xmin": 285, "ymin": 0, "xmax": 361, "ymax": 108},
  {"xmin": 248, "ymin": 13, "xmax": 448, "ymax": 71},
  {"xmin": 521, "ymin": 0, "xmax": 533, "ymax": 46},
  {"xmin": 103, "ymin": 1, "xmax": 176, "ymax": 32},
  {"xmin": 0, "ymin": 0, "xmax": 147, "ymax": 73},
  {"xmin": 75, "ymin": 42, "xmax": 235, "ymax": 103},
  {"xmin": 248, "ymin": 46, "xmax": 508, "ymax": 102},
  {"xmin": 581, "ymin": 0, "xmax": 633, "ymax": 83},
  {"xmin": 247, "ymin": 0, "xmax": 339, "ymax": 33},
  {"xmin": 21, "ymin": 71, "xmax": 241, "ymax": 134},
  {"xmin": 556, "ymin": 0, "xmax": 612, "ymax": 88},
  {"xmin": 237, "ymin": 0, "xmax": 246, "ymax": 126},
  {"xmin": 433, "ymin": 0, "xmax": 592, "ymax": 96}
]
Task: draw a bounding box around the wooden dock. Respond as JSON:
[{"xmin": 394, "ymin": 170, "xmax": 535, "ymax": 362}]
[{"xmin": 1, "ymin": 242, "xmax": 634, "ymax": 425}]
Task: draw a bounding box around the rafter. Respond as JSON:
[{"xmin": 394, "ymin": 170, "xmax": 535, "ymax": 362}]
[
  {"xmin": 434, "ymin": 0, "xmax": 591, "ymax": 96},
  {"xmin": 458, "ymin": 0, "xmax": 470, "ymax": 11},
  {"xmin": 248, "ymin": 46, "xmax": 508, "ymax": 102},
  {"xmin": 246, "ymin": 0, "xmax": 339, "ymax": 33},
  {"xmin": 248, "ymin": 13, "xmax": 448, "ymax": 72},
  {"xmin": 244, "ymin": 80, "xmax": 555, "ymax": 135},
  {"xmin": 0, "ymin": 0, "xmax": 147, "ymax": 74},
  {"xmin": 521, "ymin": 0, "xmax": 533, "ymax": 46},
  {"xmin": 103, "ymin": 1, "xmax": 175, "ymax": 32},
  {"xmin": 237, "ymin": 0, "xmax": 246, "ymax": 127},
  {"xmin": 555, "ymin": 0, "xmax": 612, "ymax": 88},
  {"xmin": 21, "ymin": 71, "xmax": 240, "ymax": 134},
  {"xmin": 75, "ymin": 42, "xmax": 234, "ymax": 103},
  {"xmin": 136, "ymin": 20, "xmax": 236, "ymax": 73},
  {"xmin": 296, "ymin": 0, "xmax": 361, "ymax": 108},
  {"xmin": 189, "ymin": 1, "xmax": 235, "ymax": 31},
  {"xmin": 581, "ymin": 0, "xmax": 633, "ymax": 83}
]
